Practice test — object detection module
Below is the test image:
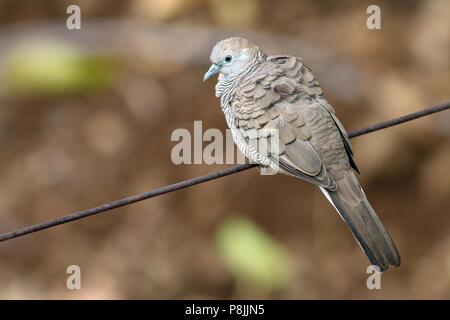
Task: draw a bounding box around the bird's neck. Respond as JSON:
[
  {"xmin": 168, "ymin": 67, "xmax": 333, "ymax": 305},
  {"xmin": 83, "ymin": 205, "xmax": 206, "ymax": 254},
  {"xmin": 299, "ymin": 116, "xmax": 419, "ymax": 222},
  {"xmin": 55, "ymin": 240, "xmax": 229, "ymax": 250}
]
[{"xmin": 216, "ymin": 50, "xmax": 267, "ymax": 108}]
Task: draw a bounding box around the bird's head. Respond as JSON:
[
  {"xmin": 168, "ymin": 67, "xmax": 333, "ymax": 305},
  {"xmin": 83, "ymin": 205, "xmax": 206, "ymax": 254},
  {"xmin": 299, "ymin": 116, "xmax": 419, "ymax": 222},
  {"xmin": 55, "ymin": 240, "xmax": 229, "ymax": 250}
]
[{"xmin": 203, "ymin": 37, "xmax": 262, "ymax": 82}]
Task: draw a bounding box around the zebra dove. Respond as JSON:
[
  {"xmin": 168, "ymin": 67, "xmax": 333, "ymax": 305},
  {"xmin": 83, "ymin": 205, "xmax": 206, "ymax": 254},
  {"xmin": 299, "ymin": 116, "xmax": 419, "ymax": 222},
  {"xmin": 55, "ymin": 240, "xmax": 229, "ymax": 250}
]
[{"xmin": 204, "ymin": 37, "xmax": 401, "ymax": 271}]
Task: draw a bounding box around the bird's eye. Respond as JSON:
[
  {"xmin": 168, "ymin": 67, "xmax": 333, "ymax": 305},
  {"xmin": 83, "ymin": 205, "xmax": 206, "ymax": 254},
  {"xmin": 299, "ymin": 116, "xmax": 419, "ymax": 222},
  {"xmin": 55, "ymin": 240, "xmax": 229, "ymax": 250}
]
[{"xmin": 224, "ymin": 55, "xmax": 232, "ymax": 63}]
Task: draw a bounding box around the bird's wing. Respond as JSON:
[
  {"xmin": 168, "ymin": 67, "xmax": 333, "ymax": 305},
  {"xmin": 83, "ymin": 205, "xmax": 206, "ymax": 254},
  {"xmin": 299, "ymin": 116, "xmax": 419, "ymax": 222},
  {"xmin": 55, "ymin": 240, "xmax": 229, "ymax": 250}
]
[
  {"xmin": 314, "ymin": 88, "xmax": 360, "ymax": 173},
  {"xmin": 232, "ymin": 56, "xmax": 341, "ymax": 190},
  {"xmin": 269, "ymin": 55, "xmax": 360, "ymax": 173}
]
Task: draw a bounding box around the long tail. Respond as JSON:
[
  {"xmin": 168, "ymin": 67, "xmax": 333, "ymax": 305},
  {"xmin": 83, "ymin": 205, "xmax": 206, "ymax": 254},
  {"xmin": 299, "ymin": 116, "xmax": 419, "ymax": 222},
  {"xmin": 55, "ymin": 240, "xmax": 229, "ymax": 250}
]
[{"xmin": 320, "ymin": 170, "xmax": 401, "ymax": 271}]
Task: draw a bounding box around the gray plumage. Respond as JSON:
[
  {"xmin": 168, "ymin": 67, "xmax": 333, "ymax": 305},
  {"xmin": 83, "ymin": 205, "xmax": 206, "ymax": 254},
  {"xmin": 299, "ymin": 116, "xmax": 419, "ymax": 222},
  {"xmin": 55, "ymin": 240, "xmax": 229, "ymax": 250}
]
[{"xmin": 204, "ymin": 37, "xmax": 400, "ymax": 271}]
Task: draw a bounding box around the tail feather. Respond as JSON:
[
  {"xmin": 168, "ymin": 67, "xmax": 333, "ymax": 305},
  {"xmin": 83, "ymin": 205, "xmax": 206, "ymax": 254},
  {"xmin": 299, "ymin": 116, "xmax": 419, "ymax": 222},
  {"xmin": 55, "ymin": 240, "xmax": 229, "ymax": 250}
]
[{"xmin": 320, "ymin": 170, "xmax": 401, "ymax": 271}]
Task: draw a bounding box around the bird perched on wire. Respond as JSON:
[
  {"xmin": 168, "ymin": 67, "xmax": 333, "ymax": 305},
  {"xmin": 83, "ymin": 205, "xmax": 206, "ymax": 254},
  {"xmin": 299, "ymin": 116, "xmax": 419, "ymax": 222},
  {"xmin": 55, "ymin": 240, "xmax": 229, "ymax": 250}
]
[{"xmin": 204, "ymin": 37, "xmax": 400, "ymax": 271}]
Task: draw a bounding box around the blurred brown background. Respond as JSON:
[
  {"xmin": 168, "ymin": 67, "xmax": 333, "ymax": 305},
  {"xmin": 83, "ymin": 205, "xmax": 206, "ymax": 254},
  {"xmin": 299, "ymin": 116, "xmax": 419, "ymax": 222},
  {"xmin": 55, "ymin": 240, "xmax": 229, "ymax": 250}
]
[{"xmin": 0, "ymin": 0, "xmax": 449, "ymax": 299}]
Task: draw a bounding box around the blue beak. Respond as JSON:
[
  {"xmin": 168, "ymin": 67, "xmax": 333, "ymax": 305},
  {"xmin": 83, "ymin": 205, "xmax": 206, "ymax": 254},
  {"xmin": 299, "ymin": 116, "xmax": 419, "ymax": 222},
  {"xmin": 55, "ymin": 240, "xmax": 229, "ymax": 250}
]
[{"xmin": 203, "ymin": 63, "xmax": 220, "ymax": 81}]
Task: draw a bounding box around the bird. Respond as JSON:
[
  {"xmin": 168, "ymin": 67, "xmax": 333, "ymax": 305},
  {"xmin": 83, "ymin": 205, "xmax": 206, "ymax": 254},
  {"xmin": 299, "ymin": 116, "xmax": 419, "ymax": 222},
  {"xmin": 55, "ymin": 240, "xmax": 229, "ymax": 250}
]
[{"xmin": 203, "ymin": 37, "xmax": 401, "ymax": 271}]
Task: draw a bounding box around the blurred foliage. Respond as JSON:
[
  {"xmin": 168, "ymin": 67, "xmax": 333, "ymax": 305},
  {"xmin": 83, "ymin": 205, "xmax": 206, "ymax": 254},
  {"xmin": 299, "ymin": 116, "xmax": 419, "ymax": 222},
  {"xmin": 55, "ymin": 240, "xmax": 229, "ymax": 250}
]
[
  {"xmin": 2, "ymin": 40, "xmax": 121, "ymax": 96},
  {"xmin": 215, "ymin": 216, "xmax": 293, "ymax": 291},
  {"xmin": 211, "ymin": 0, "xmax": 259, "ymax": 27}
]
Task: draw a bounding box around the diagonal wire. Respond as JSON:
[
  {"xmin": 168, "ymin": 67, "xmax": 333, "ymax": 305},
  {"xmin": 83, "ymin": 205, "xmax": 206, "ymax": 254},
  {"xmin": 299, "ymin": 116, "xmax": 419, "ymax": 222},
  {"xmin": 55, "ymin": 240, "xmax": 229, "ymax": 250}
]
[{"xmin": 0, "ymin": 101, "xmax": 449, "ymax": 242}]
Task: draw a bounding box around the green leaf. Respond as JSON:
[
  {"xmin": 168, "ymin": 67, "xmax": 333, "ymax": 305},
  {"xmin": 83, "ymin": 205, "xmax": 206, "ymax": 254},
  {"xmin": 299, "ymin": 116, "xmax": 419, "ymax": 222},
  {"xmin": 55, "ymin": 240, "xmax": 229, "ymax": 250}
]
[
  {"xmin": 215, "ymin": 216, "xmax": 293, "ymax": 291},
  {"xmin": 2, "ymin": 40, "xmax": 121, "ymax": 96}
]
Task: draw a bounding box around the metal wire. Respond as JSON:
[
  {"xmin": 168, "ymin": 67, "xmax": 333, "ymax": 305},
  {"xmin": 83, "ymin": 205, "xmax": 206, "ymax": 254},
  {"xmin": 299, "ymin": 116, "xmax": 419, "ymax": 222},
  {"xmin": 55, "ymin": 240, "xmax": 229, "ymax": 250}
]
[{"xmin": 0, "ymin": 101, "xmax": 448, "ymax": 242}]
